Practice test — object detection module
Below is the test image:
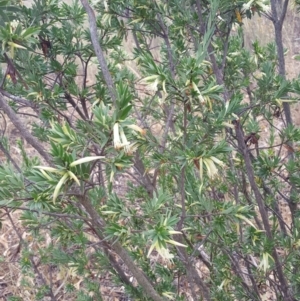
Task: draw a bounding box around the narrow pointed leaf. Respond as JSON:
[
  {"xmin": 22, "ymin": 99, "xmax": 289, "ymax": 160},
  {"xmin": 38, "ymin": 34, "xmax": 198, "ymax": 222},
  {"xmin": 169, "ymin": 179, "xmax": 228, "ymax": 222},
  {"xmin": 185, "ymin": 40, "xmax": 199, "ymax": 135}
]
[
  {"xmin": 165, "ymin": 239, "xmax": 187, "ymax": 247},
  {"xmin": 70, "ymin": 156, "xmax": 104, "ymax": 167},
  {"xmin": 68, "ymin": 171, "xmax": 80, "ymax": 186},
  {"xmin": 53, "ymin": 172, "xmax": 69, "ymax": 203},
  {"xmin": 235, "ymin": 214, "xmax": 257, "ymax": 229},
  {"xmin": 7, "ymin": 41, "xmax": 27, "ymax": 49},
  {"xmin": 34, "ymin": 166, "xmax": 60, "ymax": 173}
]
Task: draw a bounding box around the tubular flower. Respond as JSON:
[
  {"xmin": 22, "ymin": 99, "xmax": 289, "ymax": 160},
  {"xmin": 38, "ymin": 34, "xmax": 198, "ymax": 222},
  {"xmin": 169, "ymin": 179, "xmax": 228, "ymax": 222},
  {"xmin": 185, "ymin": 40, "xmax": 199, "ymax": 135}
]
[
  {"xmin": 127, "ymin": 124, "xmax": 147, "ymax": 136},
  {"xmin": 113, "ymin": 122, "xmax": 130, "ymax": 151},
  {"xmin": 119, "ymin": 126, "xmax": 131, "ymax": 153},
  {"xmin": 113, "ymin": 122, "xmax": 122, "ymax": 150},
  {"xmin": 198, "ymin": 156, "xmax": 225, "ymax": 180},
  {"xmin": 147, "ymin": 240, "xmax": 174, "ymax": 262}
]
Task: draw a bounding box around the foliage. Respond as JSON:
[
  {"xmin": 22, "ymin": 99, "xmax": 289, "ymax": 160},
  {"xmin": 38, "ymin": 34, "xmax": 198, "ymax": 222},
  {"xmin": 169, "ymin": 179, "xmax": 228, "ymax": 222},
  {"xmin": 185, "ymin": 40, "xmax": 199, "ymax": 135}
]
[{"xmin": 0, "ymin": 0, "xmax": 300, "ymax": 300}]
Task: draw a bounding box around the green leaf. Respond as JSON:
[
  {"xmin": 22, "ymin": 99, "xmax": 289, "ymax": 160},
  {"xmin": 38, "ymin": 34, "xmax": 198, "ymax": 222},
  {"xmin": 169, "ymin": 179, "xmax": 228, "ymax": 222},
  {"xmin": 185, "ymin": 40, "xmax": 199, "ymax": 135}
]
[
  {"xmin": 69, "ymin": 156, "xmax": 104, "ymax": 167},
  {"xmin": 21, "ymin": 26, "xmax": 40, "ymax": 39},
  {"xmin": 53, "ymin": 172, "xmax": 69, "ymax": 203}
]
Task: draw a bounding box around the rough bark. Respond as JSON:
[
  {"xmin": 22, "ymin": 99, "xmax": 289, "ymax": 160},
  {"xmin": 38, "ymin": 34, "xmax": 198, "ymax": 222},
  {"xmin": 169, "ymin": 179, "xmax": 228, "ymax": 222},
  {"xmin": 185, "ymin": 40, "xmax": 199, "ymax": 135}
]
[{"xmin": 80, "ymin": 0, "xmax": 117, "ymax": 105}]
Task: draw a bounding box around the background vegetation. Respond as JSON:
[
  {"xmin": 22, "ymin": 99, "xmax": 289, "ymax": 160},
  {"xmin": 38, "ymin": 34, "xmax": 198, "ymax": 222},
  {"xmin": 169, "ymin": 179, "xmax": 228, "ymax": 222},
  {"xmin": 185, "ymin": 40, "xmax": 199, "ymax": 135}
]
[{"xmin": 1, "ymin": 0, "xmax": 300, "ymax": 300}]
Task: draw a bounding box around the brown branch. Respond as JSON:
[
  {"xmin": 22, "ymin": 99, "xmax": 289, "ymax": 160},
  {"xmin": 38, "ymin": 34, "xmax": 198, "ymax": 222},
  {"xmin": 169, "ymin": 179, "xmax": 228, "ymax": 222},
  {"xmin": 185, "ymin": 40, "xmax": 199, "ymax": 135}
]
[
  {"xmin": 133, "ymin": 152, "xmax": 157, "ymax": 197},
  {"xmin": 235, "ymin": 120, "xmax": 294, "ymax": 301},
  {"xmin": 0, "ymin": 93, "xmax": 52, "ymax": 165},
  {"xmin": 80, "ymin": 0, "xmax": 117, "ymax": 105},
  {"xmin": 78, "ymin": 195, "xmax": 166, "ymax": 301},
  {"xmin": 178, "ymin": 103, "xmax": 187, "ymax": 230},
  {"xmin": 64, "ymin": 92, "xmax": 87, "ymax": 120},
  {"xmin": 195, "ymin": 0, "xmax": 229, "ymax": 102},
  {"xmin": 269, "ymin": 0, "xmax": 296, "ymax": 230},
  {"xmin": 155, "ymin": 6, "xmax": 176, "ymax": 147},
  {"xmin": 0, "ymin": 89, "xmax": 36, "ymax": 109},
  {"xmin": 270, "ymin": 0, "xmax": 292, "ymax": 125}
]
